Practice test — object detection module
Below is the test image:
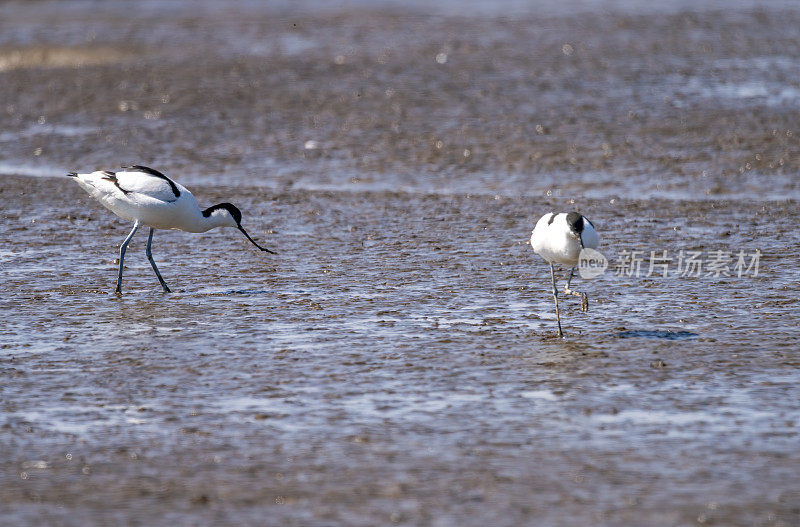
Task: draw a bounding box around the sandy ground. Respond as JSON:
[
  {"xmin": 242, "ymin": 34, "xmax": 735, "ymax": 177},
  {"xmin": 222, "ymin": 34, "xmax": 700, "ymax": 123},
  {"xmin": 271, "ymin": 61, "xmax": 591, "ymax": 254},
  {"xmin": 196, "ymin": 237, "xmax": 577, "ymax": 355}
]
[{"xmin": 1, "ymin": 1, "xmax": 800, "ymax": 525}]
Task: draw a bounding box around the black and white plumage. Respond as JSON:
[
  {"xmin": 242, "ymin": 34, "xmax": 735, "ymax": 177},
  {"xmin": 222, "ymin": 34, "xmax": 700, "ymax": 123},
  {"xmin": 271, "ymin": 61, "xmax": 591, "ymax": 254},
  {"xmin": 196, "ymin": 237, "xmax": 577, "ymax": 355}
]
[
  {"xmin": 530, "ymin": 212, "xmax": 599, "ymax": 337},
  {"xmin": 68, "ymin": 165, "xmax": 275, "ymax": 294}
]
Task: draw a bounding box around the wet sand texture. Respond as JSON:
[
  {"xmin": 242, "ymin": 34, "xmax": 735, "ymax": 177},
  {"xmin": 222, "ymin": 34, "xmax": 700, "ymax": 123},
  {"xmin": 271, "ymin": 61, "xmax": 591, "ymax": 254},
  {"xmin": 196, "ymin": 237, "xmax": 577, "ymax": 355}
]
[{"xmin": 2, "ymin": 1, "xmax": 800, "ymax": 525}]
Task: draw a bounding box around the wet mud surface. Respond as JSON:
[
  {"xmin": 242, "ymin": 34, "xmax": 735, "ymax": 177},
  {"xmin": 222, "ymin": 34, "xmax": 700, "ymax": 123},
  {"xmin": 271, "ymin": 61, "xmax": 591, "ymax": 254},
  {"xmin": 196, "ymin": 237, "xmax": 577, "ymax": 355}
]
[{"xmin": 2, "ymin": 1, "xmax": 800, "ymax": 525}]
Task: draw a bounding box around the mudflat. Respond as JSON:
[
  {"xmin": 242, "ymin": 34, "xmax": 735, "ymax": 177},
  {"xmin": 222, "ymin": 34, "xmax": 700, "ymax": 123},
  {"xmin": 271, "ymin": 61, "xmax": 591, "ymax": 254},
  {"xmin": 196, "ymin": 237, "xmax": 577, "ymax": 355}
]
[{"xmin": 1, "ymin": 1, "xmax": 799, "ymax": 525}]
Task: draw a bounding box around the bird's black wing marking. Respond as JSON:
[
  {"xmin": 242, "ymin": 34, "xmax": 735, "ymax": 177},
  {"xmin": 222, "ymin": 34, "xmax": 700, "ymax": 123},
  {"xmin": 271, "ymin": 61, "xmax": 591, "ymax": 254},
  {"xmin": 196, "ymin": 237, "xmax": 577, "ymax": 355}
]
[
  {"xmin": 101, "ymin": 171, "xmax": 131, "ymax": 195},
  {"xmin": 547, "ymin": 213, "xmax": 557, "ymax": 225},
  {"xmin": 122, "ymin": 165, "xmax": 181, "ymax": 198}
]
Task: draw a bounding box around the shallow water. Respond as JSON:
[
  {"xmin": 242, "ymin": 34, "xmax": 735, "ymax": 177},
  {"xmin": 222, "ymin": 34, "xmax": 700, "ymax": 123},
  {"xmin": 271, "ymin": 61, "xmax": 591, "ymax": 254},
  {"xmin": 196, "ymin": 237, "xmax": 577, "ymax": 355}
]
[{"xmin": 2, "ymin": 1, "xmax": 800, "ymax": 525}]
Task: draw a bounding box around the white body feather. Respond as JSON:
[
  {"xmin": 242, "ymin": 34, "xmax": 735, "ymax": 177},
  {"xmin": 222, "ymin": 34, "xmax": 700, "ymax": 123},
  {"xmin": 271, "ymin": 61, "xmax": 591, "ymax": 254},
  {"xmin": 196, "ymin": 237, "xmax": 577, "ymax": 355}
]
[
  {"xmin": 71, "ymin": 168, "xmax": 234, "ymax": 232},
  {"xmin": 530, "ymin": 212, "xmax": 599, "ymax": 267}
]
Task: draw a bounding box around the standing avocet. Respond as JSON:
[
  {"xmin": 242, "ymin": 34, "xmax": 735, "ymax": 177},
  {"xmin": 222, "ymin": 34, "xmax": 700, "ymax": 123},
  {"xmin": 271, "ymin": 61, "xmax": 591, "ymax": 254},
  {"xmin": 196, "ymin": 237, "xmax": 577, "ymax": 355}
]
[
  {"xmin": 68, "ymin": 165, "xmax": 275, "ymax": 294},
  {"xmin": 530, "ymin": 211, "xmax": 598, "ymax": 337}
]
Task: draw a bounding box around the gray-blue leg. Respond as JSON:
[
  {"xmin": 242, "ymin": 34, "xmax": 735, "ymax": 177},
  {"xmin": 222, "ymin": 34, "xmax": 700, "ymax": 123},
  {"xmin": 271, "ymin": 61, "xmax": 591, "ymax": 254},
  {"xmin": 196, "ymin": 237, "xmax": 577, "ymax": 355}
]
[
  {"xmin": 550, "ymin": 263, "xmax": 564, "ymax": 337},
  {"xmin": 116, "ymin": 220, "xmax": 140, "ymax": 294},
  {"xmin": 145, "ymin": 228, "xmax": 171, "ymax": 293},
  {"xmin": 564, "ymin": 267, "xmax": 589, "ymax": 312}
]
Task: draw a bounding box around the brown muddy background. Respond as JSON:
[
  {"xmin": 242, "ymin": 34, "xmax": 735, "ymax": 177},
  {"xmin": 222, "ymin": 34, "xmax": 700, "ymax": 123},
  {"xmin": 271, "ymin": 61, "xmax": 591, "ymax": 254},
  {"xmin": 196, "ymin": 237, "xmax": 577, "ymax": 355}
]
[{"xmin": 1, "ymin": 1, "xmax": 799, "ymax": 525}]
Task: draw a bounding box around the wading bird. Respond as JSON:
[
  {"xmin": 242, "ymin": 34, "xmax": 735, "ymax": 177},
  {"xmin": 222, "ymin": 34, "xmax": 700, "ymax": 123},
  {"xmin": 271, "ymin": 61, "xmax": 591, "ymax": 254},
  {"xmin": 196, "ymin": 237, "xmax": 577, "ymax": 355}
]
[
  {"xmin": 68, "ymin": 165, "xmax": 275, "ymax": 294},
  {"xmin": 530, "ymin": 212, "xmax": 598, "ymax": 337}
]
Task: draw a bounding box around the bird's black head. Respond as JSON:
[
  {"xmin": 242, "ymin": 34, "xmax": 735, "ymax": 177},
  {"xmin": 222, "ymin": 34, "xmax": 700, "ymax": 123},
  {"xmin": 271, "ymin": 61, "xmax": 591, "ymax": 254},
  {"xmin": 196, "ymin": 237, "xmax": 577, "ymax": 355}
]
[
  {"xmin": 203, "ymin": 202, "xmax": 242, "ymax": 224},
  {"xmin": 202, "ymin": 202, "xmax": 276, "ymax": 254},
  {"xmin": 566, "ymin": 211, "xmax": 584, "ymax": 235}
]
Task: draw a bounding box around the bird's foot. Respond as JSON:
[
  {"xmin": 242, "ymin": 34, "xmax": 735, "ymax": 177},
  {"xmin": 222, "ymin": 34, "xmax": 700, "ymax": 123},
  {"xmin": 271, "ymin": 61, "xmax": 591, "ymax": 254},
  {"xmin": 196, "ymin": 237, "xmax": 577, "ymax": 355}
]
[{"xmin": 564, "ymin": 287, "xmax": 588, "ymax": 311}]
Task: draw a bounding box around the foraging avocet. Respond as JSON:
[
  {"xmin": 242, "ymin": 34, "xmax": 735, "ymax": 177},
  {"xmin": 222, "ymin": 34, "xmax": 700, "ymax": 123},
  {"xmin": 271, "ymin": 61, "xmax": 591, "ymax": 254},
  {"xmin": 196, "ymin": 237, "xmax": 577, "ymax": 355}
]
[
  {"xmin": 530, "ymin": 212, "xmax": 598, "ymax": 337},
  {"xmin": 68, "ymin": 165, "xmax": 275, "ymax": 294}
]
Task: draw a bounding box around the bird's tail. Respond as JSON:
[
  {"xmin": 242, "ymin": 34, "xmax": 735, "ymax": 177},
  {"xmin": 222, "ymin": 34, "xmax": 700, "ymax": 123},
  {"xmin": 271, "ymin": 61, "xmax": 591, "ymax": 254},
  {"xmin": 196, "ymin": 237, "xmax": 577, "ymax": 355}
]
[{"xmin": 66, "ymin": 172, "xmax": 78, "ymax": 177}]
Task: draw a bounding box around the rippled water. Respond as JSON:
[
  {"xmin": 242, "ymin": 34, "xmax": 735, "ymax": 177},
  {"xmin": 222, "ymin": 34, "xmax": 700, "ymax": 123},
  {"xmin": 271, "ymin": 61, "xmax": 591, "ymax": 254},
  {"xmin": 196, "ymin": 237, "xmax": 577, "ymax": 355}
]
[{"xmin": 2, "ymin": 1, "xmax": 800, "ymax": 525}]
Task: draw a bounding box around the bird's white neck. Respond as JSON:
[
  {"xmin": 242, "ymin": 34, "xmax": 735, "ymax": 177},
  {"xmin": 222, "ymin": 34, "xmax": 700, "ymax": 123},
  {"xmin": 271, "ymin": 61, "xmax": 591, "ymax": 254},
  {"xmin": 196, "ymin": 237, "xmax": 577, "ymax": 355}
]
[
  {"xmin": 181, "ymin": 207, "xmax": 238, "ymax": 233},
  {"xmin": 202, "ymin": 213, "xmax": 236, "ymax": 232}
]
